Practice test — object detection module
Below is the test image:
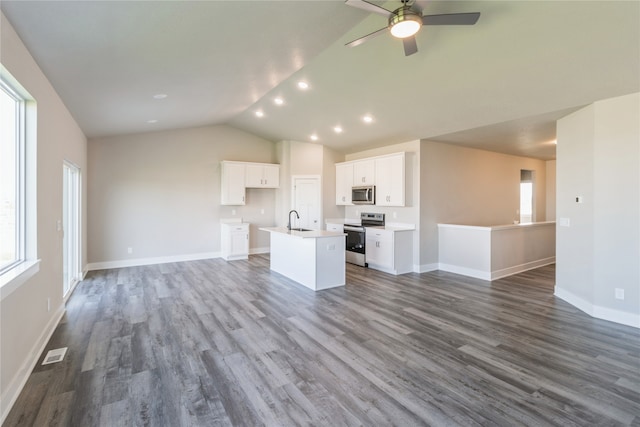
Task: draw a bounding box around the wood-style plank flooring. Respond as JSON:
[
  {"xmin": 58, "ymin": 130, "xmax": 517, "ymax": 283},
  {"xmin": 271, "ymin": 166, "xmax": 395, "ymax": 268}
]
[{"xmin": 5, "ymin": 256, "xmax": 640, "ymax": 426}]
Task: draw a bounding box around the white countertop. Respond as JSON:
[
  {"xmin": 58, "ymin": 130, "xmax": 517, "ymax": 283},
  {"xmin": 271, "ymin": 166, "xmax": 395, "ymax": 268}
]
[
  {"xmin": 326, "ymin": 218, "xmax": 415, "ymax": 232},
  {"xmin": 260, "ymin": 227, "xmax": 346, "ymax": 239}
]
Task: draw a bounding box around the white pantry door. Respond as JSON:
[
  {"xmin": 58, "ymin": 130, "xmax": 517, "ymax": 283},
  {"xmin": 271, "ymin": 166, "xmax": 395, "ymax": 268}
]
[{"xmin": 292, "ymin": 176, "xmax": 321, "ymax": 230}]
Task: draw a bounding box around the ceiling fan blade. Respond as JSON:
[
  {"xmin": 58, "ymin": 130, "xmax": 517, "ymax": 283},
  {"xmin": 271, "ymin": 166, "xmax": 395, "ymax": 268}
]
[
  {"xmin": 345, "ymin": 0, "xmax": 392, "ymax": 17},
  {"xmin": 423, "ymin": 12, "xmax": 481, "ymax": 26},
  {"xmin": 345, "ymin": 27, "xmax": 388, "ymax": 48},
  {"xmin": 403, "ymin": 36, "xmax": 418, "ymax": 56}
]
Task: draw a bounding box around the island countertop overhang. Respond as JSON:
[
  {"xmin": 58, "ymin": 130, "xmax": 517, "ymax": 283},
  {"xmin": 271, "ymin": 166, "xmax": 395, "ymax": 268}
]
[{"xmin": 259, "ymin": 227, "xmax": 346, "ymax": 239}]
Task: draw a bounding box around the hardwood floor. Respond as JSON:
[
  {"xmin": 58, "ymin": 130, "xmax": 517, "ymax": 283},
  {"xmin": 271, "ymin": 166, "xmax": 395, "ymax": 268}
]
[{"xmin": 5, "ymin": 256, "xmax": 639, "ymax": 426}]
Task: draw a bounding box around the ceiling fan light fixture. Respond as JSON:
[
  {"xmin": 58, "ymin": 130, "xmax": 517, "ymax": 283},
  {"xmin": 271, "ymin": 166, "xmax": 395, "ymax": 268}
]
[{"xmin": 389, "ymin": 8, "xmax": 422, "ymax": 39}]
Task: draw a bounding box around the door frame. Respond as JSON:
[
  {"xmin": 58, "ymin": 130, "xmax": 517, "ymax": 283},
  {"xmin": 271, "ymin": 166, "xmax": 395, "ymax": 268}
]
[
  {"xmin": 63, "ymin": 160, "xmax": 82, "ymax": 300},
  {"xmin": 291, "ymin": 175, "xmax": 322, "ymax": 230}
]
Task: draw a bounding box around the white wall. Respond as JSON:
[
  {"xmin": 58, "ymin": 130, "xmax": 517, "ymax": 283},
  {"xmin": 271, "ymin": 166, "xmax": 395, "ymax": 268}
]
[
  {"xmin": 420, "ymin": 140, "xmax": 549, "ymax": 268},
  {"xmin": 556, "ymin": 92, "xmax": 640, "ymax": 327},
  {"xmin": 0, "ymin": 12, "xmax": 88, "ymax": 421},
  {"xmin": 88, "ymin": 125, "xmax": 277, "ymax": 266}
]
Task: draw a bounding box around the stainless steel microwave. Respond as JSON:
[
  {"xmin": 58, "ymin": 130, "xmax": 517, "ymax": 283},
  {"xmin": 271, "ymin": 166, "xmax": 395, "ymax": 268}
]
[{"xmin": 352, "ymin": 186, "xmax": 375, "ymax": 205}]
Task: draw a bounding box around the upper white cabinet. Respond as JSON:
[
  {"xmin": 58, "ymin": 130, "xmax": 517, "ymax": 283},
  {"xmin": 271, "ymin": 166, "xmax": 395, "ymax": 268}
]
[
  {"xmin": 334, "ymin": 152, "xmax": 406, "ymax": 207},
  {"xmin": 245, "ymin": 163, "xmax": 280, "ymax": 188},
  {"xmin": 353, "ymin": 159, "xmax": 375, "ymax": 186},
  {"xmin": 375, "ymin": 153, "xmax": 405, "ymax": 207},
  {"xmin": 221, "ymin": 161, "xmax": 280, "ymax": 205},
  {"xmin": 335, "ymin": 163, "xmax": 354, "ymax": 205},
  {"xmin": 221, "ymin": 161, "xmax": 246, "ymax": 205}
]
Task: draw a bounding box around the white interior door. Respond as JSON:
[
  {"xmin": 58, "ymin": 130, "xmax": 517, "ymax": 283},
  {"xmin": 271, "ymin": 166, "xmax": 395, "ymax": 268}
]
[
  {"xmin": 292, "ymin": 176, "xmax": 321, "ymax": 230},
  {"xmin": 63, "ymin": 161, "xmax": 81, "ymax": 298}
]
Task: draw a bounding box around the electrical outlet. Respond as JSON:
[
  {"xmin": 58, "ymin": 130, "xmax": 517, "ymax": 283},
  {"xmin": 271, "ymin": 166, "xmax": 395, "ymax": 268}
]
[
  {"xmin": 127, "ymin": 247, "xmax": 133, "ymax": 254},
  {"xmin": 232, "ymin": 209, "xmax": 236, "ymax": 215},
  {"xmin": 327, "ymin": 244, "xmax": 336, "ymax": 251},
  {"xmin": 261, "ymin": 208, "xmax": 265, "ymax": 215},
  {"xmin": 393, "ymin": 212, "xmax": 397, "ymax": 219},
  {"xmin": 615, "ymin": 288, "xmax": 625, "ymax": 300}
]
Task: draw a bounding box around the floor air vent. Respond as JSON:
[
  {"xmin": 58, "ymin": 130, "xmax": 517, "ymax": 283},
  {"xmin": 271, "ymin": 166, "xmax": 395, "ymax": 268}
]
[{"xmin": 42, "ymin": 347, "xmax": 68, "ymax": 365}]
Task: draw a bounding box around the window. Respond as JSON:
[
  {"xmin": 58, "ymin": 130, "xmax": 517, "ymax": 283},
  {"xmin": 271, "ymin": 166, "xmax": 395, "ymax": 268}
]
[
  {"xmin": 1, "ymin": 66, "xmax": 37, "ymax": 296},
  {"xmin": 0, "ymin": 76, "xmax": 25, "ymax": 273}
]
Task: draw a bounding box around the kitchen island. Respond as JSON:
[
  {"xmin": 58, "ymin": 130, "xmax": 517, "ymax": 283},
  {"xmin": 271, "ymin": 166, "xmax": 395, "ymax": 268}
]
[{"xmin": 259, "ymin": 227, "xmax": 346, "ymax": 291}]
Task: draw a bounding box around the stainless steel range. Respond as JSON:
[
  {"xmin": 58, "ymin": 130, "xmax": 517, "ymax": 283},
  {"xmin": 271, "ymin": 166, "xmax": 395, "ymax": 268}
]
[{"xmin": 344, "ymin": 212, "xmax": 385, "ymax": 267}]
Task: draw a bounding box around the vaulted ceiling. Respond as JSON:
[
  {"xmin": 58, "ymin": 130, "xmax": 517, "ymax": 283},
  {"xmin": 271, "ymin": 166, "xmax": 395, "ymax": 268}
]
[{"xmin": 2, "ymin": 1, "xmax": 638, "ymax": 159}]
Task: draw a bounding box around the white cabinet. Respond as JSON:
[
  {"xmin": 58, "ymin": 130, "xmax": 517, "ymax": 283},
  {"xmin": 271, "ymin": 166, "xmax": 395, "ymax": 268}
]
[
  {"xmin": 366, "ymin": 228, "xmax": 394, "ymax": 270},
  {"xmin": 365, "ymin": 227, "xmax": 413, "ymax": 275},
  {"xmin": 221, "ymin": 161, "xmax": 246, "ymax": 205},
  {"xmin": 353, "ymin": 159, "xmax": 375, "ymax": 185},
  {"xmin": 245, "ymin": 163, "xmax": 279, "ymax": 188},
  {"xmin": 334, "ymin": 152, "xmax": 406, "ymax": 206},
  {"xmin": 221, "ymin": 161, "xmax": 279, "ymax": 205},
  {"xmin": 221, "ymin": 222, "xmax": 249, "ymax": 261},
  {"xmin": 375, "ymin": 153, "xmax": 405, "ymax": 206},
  {"xmin": 326, "ymin": 223, "xmax": 344, "ymax": 232},
  {"xmin": 335, "ymin": 163, "xmax": 354, "ymax": 205}
]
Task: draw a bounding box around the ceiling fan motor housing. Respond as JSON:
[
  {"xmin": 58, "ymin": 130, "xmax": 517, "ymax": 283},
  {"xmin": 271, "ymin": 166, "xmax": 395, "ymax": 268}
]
[{"xmin": 388, "ymin": 6, "xmax": 423, "ymax": 38}]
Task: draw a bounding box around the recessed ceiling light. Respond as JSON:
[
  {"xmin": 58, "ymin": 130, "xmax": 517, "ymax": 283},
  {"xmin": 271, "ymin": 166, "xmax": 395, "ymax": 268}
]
[
  {"xmin": 255, "ymin": 110, "xmax": 264, "ymax": 118},
  {"xmin": 153, "ymin": 93, "xmax": 167, "ymax": 100},
  {"xmin": 297, "ymin": 81, "xmax": 309, "ymax": 90},
  {"xmin": 333, "ymin": 126, "xmax": 343, "ymax": 134},
  {"xmin": 274, "ymin": 97, "xmax": 284, "ymax": 106},
  {"xmin": 363, "ymin": 115, "xmax": 374, "ymax": 123},
  {"xmin": 147, "ymin": 119, "xmax": 158, "ymax": 124},
  {"xmin": 310, "ymin": 134, "xmax": 318, "ymax": 141}
]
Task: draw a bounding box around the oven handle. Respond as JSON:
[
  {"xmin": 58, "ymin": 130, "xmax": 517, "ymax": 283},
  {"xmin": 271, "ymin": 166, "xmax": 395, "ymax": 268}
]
[{"xmin": 343, "ymin": 226, "xmax": 364, "ymax": 232}]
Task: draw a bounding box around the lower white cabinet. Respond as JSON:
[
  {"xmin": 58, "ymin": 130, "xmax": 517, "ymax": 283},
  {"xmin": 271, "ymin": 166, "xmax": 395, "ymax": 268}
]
[
  {"xmin": 365, "ymin": 228, "xmax": 413, "ymax": 275},
  {"xmin": 326, "ymin": 223, "xmax": 344, "ymax": 232},
  {"xmin": 221, "ymin": 222, "xmax": 249, "ymax": 261}
]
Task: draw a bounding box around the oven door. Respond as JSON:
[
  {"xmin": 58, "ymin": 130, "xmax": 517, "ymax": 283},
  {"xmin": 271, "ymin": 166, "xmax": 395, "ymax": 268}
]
[{"xmin": 344, "ymin": 225, "xmax": 367, "ymax": 266}]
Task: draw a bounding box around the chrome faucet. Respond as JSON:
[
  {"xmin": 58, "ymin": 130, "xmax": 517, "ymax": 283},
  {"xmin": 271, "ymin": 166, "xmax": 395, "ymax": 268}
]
[{"xmin": 287, "ymin": 210, "xmax": 300, "ymax": 230}]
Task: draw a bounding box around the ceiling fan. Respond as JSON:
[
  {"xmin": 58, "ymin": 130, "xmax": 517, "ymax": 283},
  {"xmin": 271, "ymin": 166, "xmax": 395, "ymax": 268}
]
[{"xmin": 345, "ymin": 0, "xmax": 480, "ymax": 56}]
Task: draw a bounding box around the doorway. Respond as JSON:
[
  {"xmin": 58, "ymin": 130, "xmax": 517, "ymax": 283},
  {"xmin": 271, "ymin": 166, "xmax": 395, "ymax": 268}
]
[
  {"xmin": 291, "ymin": 176, "xmax": 321, "ymax": 230},
  {"xmin": 520, "ymin": 169, "xmax": 535, "ymax": 224},
  {"xmin": 63, "ymin": 161, "xmax": 81, "ymax": 298}
]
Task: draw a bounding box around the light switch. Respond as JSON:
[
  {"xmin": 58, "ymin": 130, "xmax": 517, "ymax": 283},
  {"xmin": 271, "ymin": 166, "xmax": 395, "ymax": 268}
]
[{"xmin": 559, "ymin": 218, "xmax": 570, "ymax": 227}]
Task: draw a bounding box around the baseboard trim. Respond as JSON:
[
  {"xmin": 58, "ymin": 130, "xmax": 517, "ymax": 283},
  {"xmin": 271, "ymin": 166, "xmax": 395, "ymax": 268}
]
[
  {"xmin": 1, "ymin": 305, "xmax": 66, "ymax": 424},
  {"xmin": 86, "ymin": 251, "xmax": 222, "ymax": 271},
  {"xmin": 438, "ymin": 263, "xmax": 491, "ymax": 281},
  {"xmin": 414, "ymin": 263, "xmax": 439, "ymax": 273},
  {"xmin": 491, "ymin": 257, "xmax": 556, "ymax": 280},
  {"xmin": 86, "ymin": 249, "xmax": 273, "ymax": 271},
  {"xmin": 555, "ymin": 287, "xmax": 640, "ymax": 329}
]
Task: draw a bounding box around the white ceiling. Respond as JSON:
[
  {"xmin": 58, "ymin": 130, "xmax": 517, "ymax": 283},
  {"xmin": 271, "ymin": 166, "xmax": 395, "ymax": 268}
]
[{"xmin": 2, "ymin": 1, "xmax": 639, "ymax": 160}]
